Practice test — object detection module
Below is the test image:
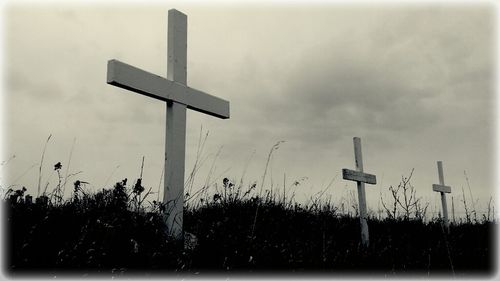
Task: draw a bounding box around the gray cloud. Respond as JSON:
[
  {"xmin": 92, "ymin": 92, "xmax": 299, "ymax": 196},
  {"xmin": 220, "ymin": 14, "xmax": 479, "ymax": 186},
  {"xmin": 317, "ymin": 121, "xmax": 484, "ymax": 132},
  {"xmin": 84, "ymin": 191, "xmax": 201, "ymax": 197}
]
[
  {"xmin": 2, "ymin": 4, "xmax": 496, "ymax": 211},
  {"xmin": 224, "ymin": 5, "xmax": 495, "ymax": 156}
]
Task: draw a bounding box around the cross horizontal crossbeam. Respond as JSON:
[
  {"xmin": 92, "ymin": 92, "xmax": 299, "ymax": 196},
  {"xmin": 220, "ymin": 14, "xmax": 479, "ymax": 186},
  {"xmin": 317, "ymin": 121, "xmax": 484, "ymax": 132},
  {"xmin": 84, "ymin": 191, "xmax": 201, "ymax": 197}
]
[
  {"xmin": 342, "ymin": 168, "xmax": 376, "ymax": 185},
  {"xmin": 107, "ymin": 59, "xmax": 230, "ymax": 119},
  {"xmin": 432, "ymin": 184, "xmax": 451, "ymax": 193}
]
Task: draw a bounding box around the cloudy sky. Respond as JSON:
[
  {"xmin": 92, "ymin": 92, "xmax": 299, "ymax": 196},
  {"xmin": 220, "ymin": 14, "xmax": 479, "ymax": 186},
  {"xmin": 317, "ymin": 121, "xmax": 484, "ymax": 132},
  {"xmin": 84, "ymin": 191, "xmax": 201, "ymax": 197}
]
[{"xmin": 2, "ymin": 2, "xmax": 497, "ymax": 217}]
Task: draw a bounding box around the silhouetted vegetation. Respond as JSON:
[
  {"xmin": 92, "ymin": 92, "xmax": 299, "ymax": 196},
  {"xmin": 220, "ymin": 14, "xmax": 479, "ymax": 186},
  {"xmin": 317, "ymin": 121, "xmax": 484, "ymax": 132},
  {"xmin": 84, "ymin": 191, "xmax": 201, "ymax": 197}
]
[{"xmin": 3, "ymin": 177, "xmax": 496, "ymax": 278}]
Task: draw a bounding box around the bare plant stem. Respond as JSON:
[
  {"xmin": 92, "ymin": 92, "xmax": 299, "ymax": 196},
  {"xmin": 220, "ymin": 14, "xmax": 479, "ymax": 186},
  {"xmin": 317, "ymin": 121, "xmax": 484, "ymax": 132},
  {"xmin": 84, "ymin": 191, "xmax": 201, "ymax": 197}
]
[
  {"xmin": 313, "ymin": 175, "xmax": 337, "ymax": 206},
  {"xmin": 61, "ymin": 137, "xmax": 76, "ymax": 199},
  {"xmin": 8, "ymin": 163, "xmax": 38, "ymax": 189},
  {"xmin": 139, "ymin": 186, "xmax": 154, "ymax": 208},
  {"xmin": 283, "ymin": 172, "xmax": 286, "ymax": 204},
  {"xmin": 0, "ymin": 154, "xmax": 16, "ymax": 172},
  {"xmin": 461, "ymin": 186, "xmax": 470, "ymax": 223},
  {"xmin": 103, "ymin": 165, "xmax": 120, "ymax": 188},
  {"xmin": 61, "ymin": 171, "xmax": 83, "ymax": 189},
  {"xmin": 451, "ymin": 196, "xmax": 455, "ymax": 224},
  {"xmin": 37, "ymin": 134, "xmax": 52, "ymax": 197},
  {"xmin": 493, "ymin": 206, "xmax": 496, "ymax": 221},
  {"xmin": 487, "ymin": 196, "xmax": 493, "ymax": 221},
  {"xmin": 252, "ymin": 141, "xmax": 285, "ymax": 239},
  {"xmin": 464, "ymin": 170, "xmax": 477, "ymax": 221},
  {"xmin": 139, "ymin": 156, "xmax": 145, "ymax": 179},
  {"xmin": 185, "ymin": 126, "xmax": 209, "ymax": 197},
  {"xmin": 238, "ymin": 150, "xmax": 255, "ymax": 191},
  {"xmin": 42, "ymin": 170, "xmax": 56, "ymax": 196},
  {"xmin": 51, "ymin": 169, "xmax": 63, "ymax": 205},
  {"xmin": 203, "ymin": 146, "xmax": 223, "ymax": 190},
  {"xmin": 259, "ymin": 141, "xmax": 284, "ymax": 196},
  {"xmin": 157, "ymin": 162, "xmax": 165, "ymax": 203}
]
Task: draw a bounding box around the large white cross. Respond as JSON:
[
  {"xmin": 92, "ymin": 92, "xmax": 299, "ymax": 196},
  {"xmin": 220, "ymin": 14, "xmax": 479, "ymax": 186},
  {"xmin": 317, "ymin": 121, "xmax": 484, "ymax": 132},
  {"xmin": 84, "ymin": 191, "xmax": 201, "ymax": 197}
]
[
  {"xmin": 106, "ymin": 9, "xmax": 230, "ymax": 239},
  {"xmin": 342, "ymin": 137, "xmax": 377, "ymax": 247},
  {"xmin": 432, "ymin": 161, "xmax": 451, "ymax": 232}
]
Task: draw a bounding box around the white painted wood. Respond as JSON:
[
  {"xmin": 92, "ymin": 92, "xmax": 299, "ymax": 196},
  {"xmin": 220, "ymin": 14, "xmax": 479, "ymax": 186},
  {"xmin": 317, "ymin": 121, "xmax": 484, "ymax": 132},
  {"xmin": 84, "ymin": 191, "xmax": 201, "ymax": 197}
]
[
  {"xmin": 167, "ymin": 9, "xmax": 187, "ymax": 84},
  {"xmin": 342, "ymin": 169, "xmax": 376, "ymax": 185},
  {"xmin": 107, "ymin": 59, "xmax": 177, "ymax": 99},
  {"xmin": 354, "ymin": 137, "xmax": 364, "ymax": 171},
  {"xmin": 354, "ymin": 137, "xmax": 369, "ymax": 248},
  {"xmin": 437, "ymin": 161, "xmax": 445, "ymax": 186},
  {"xmin": 106, "ymin": 9, "xmax": 230, "ymax": 240},
  {"xmin": 163, "ymin": 9, "xmax": 188, "ymax": 239},
  {"xmin": 432, "ymin": 184, "xmax": 451, "ymax": 194},
  {"xmin": 342, "ymin": 137, "xmax": 377, "ymax": 247},
  {"xmin": 107, "ymin": 60, "xmax": 230, "ymax": 119},
  {"xmin": 165, "ymin": 100, "xmax": 187, "ymax": 238},
  {"xmin": 433, "ymin": 161, "xmax": 450, "ymax": 232}
]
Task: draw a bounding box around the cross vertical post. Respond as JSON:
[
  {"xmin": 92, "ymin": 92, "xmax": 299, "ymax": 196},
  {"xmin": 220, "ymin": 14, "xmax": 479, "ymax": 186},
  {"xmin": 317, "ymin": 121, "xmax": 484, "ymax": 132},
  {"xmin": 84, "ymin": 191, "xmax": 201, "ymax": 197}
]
[
  {"xmin": 342, "ymin": 137, "xmax": 377, "ymax": 247},
  {"xmin": 106, "ymin": 9, "xmax": 230, "ymax": 241},
  {"xmin": 432, "ymin": 161, "xmax": 451, "ymax": 233},
  {"xmin": 354, "ymin": 137, "xmax": 369, "ymax": 247},
  {"xmin": 164, "ymin": 9, "xmax": 188, "ymax": 239}
]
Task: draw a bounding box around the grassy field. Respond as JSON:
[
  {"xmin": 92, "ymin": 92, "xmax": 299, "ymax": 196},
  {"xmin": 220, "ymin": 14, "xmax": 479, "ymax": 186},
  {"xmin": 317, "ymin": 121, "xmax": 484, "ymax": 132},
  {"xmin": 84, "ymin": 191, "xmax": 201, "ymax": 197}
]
[{"xmin": 3, "ymin": 177, "xmax": 496, "ymax": 278}]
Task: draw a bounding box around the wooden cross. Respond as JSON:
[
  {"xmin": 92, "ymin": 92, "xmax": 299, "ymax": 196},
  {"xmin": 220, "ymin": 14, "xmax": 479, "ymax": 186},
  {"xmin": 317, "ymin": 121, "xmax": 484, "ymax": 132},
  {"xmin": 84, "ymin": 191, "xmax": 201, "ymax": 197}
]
[
  {"xmin": 106, "ymin": 9, "xmax": 230, "ymax": 239},
  {"xmin": 432, "ymin": 161, "xmax": 451, "ymax": 232},
  {"xmin": 342, "ymin": 137, "xmax": 377, "ymax": 247}
]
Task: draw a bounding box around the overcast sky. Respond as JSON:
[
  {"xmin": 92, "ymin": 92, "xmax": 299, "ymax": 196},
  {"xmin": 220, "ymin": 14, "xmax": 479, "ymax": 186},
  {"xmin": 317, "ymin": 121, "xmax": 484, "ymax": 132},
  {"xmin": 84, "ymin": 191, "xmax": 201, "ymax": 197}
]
[{"xmin": 1, "ymin": 2, "xmax": 497, "ymax": 217}]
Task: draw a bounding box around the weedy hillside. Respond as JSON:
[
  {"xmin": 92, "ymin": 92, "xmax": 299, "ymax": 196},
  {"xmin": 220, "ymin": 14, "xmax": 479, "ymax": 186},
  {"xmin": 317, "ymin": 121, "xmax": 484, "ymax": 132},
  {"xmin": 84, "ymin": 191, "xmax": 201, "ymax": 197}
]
[{"xmin": 3, "ymin": 175, "xmax": 496, "ymax": 278}]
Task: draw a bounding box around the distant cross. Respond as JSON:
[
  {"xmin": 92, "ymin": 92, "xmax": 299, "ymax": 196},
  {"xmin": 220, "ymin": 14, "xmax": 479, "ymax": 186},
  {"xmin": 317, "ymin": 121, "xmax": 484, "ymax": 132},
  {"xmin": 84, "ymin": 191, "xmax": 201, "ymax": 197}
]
[
  {"xmin": 432, "ymin": 161, "xmax": 451, "ymax": 232},
  {"xmin": 106, "ymin": 9, "xmax": 230, "ymax": 239},
  {"xmin": 342, "ymin": 137, "xmax": 377, "ymax": 247}
]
